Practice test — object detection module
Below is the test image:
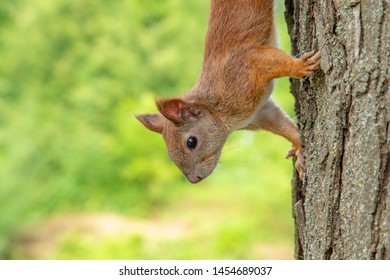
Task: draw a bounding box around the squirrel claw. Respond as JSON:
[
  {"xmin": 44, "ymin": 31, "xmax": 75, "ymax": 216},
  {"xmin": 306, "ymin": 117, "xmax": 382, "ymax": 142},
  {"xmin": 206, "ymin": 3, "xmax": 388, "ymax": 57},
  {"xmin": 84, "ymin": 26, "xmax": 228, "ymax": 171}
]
[
  {"xmin": 286, "ymin": 147, "xmax": 305, "ymax": 180},
  {"xmin": 295, "ymin": 51, "xmax": 321, "ymax": 78},
  {"xmin": 295, "ymin": 149, "xmax": 305, "ymax": 181},
  {"xmin": 286, "ymin": 147, "xmax": 297, "ymax": 159}
]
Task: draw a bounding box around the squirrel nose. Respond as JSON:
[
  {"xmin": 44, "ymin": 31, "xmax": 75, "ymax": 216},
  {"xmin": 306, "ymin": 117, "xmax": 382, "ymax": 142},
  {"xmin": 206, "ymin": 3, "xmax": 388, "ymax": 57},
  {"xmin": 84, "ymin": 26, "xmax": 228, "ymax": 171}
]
[{"xmin": 187, "ymin": 175, "xmax": 204, "ymax": 184}]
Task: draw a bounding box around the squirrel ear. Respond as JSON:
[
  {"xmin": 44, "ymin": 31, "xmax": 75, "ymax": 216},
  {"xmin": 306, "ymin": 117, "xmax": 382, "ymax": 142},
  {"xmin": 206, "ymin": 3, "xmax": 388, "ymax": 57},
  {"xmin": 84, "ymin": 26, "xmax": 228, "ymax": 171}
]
[
  {"xmin": 136, "ymin": 114, "xmax": 164, "ymax": 134},
  {"xmin": 156, "ymin": 98, "xmax": 203, "ymax": 123}
]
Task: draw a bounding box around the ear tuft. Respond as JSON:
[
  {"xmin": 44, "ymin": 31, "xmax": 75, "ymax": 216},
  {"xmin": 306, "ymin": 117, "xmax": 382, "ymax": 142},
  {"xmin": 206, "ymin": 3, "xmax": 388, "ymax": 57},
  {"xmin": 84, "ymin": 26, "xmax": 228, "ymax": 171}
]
[{"xmin": 136, "ymin": 114, "xmax": 164, "ymax": 134}]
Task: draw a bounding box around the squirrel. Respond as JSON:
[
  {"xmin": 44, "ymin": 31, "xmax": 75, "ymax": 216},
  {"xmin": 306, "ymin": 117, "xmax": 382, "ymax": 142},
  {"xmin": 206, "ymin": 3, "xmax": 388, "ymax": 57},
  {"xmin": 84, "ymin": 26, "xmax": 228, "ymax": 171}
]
[{"xmin": 136, "ymin": 0, "xmax": 321, "ymax": 183}]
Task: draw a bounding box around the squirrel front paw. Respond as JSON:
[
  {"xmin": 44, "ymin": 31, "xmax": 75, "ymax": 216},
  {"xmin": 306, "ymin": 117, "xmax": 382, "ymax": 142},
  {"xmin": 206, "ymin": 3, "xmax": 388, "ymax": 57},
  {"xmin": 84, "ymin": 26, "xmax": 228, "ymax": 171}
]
[
  {"xmin": 286, "ymin": 147, "xmax": 305, "ymax": 180},
  {"xmin": 292, "ymin": 51, "xmax": 321, "ymax": 78}
]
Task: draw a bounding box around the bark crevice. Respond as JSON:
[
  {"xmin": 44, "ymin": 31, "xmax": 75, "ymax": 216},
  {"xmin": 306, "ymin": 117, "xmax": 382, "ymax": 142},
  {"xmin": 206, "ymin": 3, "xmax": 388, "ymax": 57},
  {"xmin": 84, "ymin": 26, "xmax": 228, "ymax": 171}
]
[{"xmin": 285, "ymin": 0, "xmax": 389, "ymax": 260}]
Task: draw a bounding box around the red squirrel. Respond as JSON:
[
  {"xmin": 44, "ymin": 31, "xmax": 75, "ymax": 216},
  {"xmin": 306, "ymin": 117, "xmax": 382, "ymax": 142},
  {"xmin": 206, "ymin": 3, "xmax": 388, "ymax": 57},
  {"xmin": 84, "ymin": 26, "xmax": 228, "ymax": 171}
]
[{"xmin": 137, "ymin": 0, "xmax": 321, "ymax": 183}]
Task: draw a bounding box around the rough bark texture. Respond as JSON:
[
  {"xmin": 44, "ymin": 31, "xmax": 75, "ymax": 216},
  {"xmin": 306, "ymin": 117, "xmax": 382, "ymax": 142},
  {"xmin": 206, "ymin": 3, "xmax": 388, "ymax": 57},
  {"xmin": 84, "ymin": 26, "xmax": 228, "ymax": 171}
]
[{"xmin": 284, "ymin": 0, "xmax": 389, "ymax": 259}]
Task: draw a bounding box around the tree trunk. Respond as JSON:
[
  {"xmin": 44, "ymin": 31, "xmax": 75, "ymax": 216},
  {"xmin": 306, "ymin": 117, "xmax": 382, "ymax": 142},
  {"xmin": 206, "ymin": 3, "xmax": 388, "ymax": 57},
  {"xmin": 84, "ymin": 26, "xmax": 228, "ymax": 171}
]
[{"xmin": 284, "ymin": 0, "xmax": 389, "ymax": 259}]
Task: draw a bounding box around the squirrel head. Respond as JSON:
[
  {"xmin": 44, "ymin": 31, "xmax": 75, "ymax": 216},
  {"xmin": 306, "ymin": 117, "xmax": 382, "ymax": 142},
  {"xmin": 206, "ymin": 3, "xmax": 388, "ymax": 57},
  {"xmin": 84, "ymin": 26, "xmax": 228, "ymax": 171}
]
[{"xmin": 136, "ymin": 98, "xmax": 227, "ymax": 183}]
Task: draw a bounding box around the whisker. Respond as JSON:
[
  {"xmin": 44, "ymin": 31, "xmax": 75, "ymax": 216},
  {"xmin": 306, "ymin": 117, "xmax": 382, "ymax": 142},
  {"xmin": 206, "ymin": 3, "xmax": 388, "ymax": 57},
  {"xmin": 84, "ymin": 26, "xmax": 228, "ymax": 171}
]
[
  {"xmin": 222, "ymin": 143, "xmax": 254, "ymax": 154},
  {"xmin": 214, "ymin": 164, "xmax": 228, "ymax": 171},
  {"xmin": 218, "ymin": 158, "xmax": 251, "ymax": 168}
]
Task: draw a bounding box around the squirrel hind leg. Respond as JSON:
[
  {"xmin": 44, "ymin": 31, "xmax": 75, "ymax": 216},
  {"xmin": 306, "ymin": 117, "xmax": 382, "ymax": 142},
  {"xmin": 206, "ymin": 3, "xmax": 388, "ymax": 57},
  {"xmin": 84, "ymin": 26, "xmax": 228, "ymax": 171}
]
[{"xmin": 243, "ymin": 99, "xmax": 305, "ymax": 180}]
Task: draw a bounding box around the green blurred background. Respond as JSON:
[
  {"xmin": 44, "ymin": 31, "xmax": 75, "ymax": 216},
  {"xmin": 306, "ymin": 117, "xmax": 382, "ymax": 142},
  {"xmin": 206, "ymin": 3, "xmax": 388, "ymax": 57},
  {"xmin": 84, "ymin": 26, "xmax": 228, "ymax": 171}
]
[{"xmin": 0, "ymin": 0, "xmax": 296, "ymax": 259}]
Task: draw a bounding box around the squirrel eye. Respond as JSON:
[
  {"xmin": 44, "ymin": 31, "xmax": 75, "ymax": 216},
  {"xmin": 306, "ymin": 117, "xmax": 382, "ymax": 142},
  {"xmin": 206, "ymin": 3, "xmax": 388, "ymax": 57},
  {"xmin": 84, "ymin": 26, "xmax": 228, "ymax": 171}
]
[{"xmin": 186, "ymin": 136, "xmax": 197, "ymax": 150}]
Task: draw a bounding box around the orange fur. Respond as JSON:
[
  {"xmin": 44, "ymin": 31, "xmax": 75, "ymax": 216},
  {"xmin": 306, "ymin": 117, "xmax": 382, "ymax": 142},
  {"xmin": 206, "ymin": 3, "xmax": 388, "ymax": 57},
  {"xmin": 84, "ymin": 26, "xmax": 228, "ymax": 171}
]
[{"xmin": 137, "ymin": 0, "xmax": 321, "ymax": 182}]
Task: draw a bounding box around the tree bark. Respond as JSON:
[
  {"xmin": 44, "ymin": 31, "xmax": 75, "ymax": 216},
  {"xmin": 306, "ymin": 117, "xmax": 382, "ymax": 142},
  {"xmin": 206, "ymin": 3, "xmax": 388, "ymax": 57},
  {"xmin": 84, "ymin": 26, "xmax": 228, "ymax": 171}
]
[{"xmin": 284, "ymin": 0, "xmax": 389, "ymax": 259}]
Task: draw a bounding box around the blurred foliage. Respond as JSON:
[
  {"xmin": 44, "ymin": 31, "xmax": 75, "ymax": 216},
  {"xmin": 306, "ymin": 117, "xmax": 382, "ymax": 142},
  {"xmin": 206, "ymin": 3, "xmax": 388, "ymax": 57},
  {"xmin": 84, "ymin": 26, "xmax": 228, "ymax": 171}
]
[{"xmin": 0, "ymin": 0, "xmax": 295, "ymax": 259}]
